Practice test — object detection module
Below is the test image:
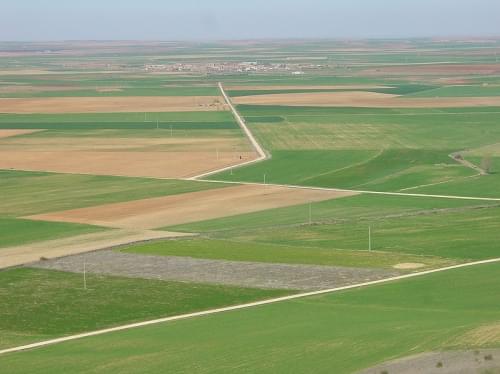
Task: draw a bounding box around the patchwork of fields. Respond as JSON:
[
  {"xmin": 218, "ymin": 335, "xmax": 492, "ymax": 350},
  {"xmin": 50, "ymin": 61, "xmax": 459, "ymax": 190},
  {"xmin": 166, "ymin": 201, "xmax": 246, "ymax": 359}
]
[
  {"xmin": 0, "ymin": 111, "xmax": 257, "ymax": 178},
  {"xmin": 1, "ymin": 39, "xmax": 500, "ymax": 373},
  {"xmin": 212, "ymin": 105, "xmax": 500, "ymax": 197}
]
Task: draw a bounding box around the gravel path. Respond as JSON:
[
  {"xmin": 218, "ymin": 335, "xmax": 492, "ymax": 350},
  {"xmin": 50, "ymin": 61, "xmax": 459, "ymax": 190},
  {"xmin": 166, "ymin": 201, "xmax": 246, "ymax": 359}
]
[{"xmin": 30, "ymin": 250, "xmax": 401, "ymax": 290}]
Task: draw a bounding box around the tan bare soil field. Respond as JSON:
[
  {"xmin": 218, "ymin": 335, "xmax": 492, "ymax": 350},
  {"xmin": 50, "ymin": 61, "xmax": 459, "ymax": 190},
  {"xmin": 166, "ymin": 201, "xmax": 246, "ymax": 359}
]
[
  {"xmin": 393, "ymin": 262, "xmax": 425, "ymax": 270},
  {"xmin": 0, "ymin": 96, "xmax": 227, "ymax": 113},
  {"xmin": 0, "ymin": 85, "xmax": 83, "ymax": 94},
  {"xmin": 226, "ymin": 85, "xmax": 390, "ymax": 90},
  {"xmin": 0, "ymin": 150, "xmax": 257, "ymax": 178},
  {"xmin": 26, "ymin": 184, "xmax": 357, "ymax": 230},
  {"xmin": 0, "ymin": 129, "xmax": 43, "ymax": 138},
  {"xmin": 0, "ymin": 69, "xmax": 57, "ymax": 75},
  {"xmin": 0, "ymin": 131, "xmax": 255, "ymax": 177},
  {"xmin": 96, "ymin": 87, "xmax": 124, "ymax": 93},
  {"xmin": 233, "ymin": 91, "xmax": 500, "ymax": 108}
]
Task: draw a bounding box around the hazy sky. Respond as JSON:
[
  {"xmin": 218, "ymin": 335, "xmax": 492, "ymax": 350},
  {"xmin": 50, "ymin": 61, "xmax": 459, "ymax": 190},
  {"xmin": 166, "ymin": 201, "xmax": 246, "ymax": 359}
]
[{"xmin": 2, "ymin": 0, "xmax": 500, "ymax": 41}]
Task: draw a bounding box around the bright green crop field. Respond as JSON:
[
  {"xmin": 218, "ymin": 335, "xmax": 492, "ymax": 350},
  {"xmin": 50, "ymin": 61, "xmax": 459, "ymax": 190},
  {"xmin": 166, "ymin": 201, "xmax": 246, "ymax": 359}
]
[
  {"xmin": 167, "ymin": 193, "xmax": 491, "ymax": 234},
  {"xmin": 0, "ymin": 111, "xmax": 238, "ymax": 130},
  {"xmin": 0, "ymin": 268, "xmax": 291, "ymax": 350},
  {"xmin": 210, "ymin": 106, "xmax": 500, "ymax": 197},
  {"xmin": 2, "ymin": 262, "xmax": 499, "ymax": 373},
  {"xmin": 0, "ymin": 218, "xmax": 103, "ymax": 249},
  {"xmin": 122, "ymin": 238, "xmax": 454, "ymax": 269}
]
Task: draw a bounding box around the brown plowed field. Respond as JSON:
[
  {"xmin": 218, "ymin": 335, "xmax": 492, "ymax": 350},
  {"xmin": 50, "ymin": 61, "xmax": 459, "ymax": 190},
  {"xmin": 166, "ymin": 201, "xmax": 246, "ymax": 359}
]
[
  {"xmin": 226, "ymin": 85, "xmax": 390, "ymax": 90},
  {"xmin": 0, "ymin": 96, "xmax": 227, "ymax": 113},
  {"xmin": 26, "ymin": 184, "xmax": 357, "ymax": 230},
  {"xmin": 233, "ymin": 91, "xmax": 500, "ymax": 108},
  {"xmin": 0, "ymin": 150, "xmax": 257, "ymax": 179}
]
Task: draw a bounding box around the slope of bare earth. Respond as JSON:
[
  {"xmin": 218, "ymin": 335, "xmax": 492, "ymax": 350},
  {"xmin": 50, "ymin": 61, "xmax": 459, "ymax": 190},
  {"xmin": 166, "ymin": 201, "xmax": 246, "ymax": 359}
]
[
  {"xmin": 0, "ymin": 129, "xmax": 43, "ymax": 138},
  {"xmin": 0, "ymin": 150, "xmax": 257, "ymax": 179},
  {"xmin": 0, "ymin": 96, "xmax": 227, "ymax": 113},
  {"xmin": 358, "ymin": 349, "xmax": 500, "ymax": 374},
  {"xmin": 0, "ymin": 229, "xmax": 193, "ymax": 269},
  {"xmin": 30, "ymin": 250, "xmax": 401, "ymax": 291},
  {"xmin": 233, "ymin": 91, "xmax": 500, "ymax": 108},
  {"xmin": 25, "ymin": 184, "xmax": 357, "ymax": 230}
]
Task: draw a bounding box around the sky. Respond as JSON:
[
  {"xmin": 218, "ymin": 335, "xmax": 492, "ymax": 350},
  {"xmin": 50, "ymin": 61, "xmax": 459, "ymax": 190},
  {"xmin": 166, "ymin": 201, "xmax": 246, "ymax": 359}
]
[{"xmin": 1, "ymin": 0, "xmax": 500, "ymax": 41}]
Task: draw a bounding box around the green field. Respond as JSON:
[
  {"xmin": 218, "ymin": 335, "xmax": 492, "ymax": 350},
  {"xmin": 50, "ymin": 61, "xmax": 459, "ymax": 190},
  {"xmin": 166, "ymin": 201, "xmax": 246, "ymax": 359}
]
[
  {"xmin": 209, "ymin": 106, "xmax": 500, "ymax": 196},
  {"xmin": 122, "ymin": 193, "xmax": 500, "ymax": 268},
  {"xmin": 0, "ymin": 218, "xmax": 104, "ymax": 249},
  {"xmin": 168, "ymin": 192, "xmax": 494, "ymax": 234},
  {"xmin": 122, "ymin": 238, "xmax": 454, "ymax": 269},
  {"xmin": 408, "ymin": 84, "xmax": 500, "ymax": 98},
  {"xmin": 0, "ymin": 268, "xmax": 291, "ymax": 350},
  {"xmin": 0, "ymin": 112, "xmax": 234, "ymax": 123},
  {"xmin": 0, "ymin": 111, "xmax": 238, "ymax": 130},
  {"xmin": 213, "ymin": 206, "xmax": 500, "ymax": 260},
  {"xmin": 3, "ymin": 262, "xmax": 499, "ymax": 373}
]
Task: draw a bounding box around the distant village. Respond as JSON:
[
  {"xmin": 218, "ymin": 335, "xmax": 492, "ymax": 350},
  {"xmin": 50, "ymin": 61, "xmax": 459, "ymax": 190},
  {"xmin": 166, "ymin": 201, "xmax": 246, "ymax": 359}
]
[{"xmin": 144, "ymin": 61, "xmax": 326, "ymax": 75}]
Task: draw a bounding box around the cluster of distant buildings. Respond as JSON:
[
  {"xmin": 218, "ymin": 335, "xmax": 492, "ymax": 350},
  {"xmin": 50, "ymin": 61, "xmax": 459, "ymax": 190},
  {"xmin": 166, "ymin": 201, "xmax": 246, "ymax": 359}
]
[{"xmin": 143, "ymin": 61, "xmax": 324, "ymax": 75}]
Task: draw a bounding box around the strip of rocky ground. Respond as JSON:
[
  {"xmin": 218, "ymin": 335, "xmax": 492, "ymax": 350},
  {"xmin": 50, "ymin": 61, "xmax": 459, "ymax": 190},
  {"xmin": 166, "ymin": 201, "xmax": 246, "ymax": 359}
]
[{"xmin": 30, "ymin": 249, "xmax": 401, "ymax": 290}]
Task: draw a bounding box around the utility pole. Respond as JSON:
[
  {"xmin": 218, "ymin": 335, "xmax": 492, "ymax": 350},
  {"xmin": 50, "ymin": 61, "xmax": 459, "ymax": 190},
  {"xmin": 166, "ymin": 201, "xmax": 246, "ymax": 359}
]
[
  {"xmin": 368, "ymin": 226, "xmax": 372, "ymax": 252},
  {"xmin": 83, "ymin": 259, "xmax": 87, "ymax": 290},
  {"xmin": 263, "ymin": 174, "xmax": 266, "ymax": 185},
  {"xmin": 156, "ymin": 119, "xmax": 159, "ymax": 130}
]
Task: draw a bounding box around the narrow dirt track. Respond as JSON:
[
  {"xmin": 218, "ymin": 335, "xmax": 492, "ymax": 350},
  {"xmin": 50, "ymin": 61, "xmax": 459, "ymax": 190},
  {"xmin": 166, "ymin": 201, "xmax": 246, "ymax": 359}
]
[{"xmin": 190, "ymin": 83, "xmax": 268, "ymax": 179}]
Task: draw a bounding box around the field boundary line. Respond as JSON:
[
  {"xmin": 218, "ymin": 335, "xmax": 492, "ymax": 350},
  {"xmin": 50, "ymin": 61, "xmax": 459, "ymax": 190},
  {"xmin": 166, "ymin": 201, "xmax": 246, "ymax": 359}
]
[
  {"xmin": 194, "ymin": 179, "xmax": 500, "ymax": 202},
  {"xmin": 2, "ymin": 257, "xmax": 500, "ymax": 356},
  {"xmin": 189, "ymin": 83, "xmax": 268, "ymax": 180},
  {"xmin": 300, "ymin": 148, "xmax": 386, "ymax": 183}
]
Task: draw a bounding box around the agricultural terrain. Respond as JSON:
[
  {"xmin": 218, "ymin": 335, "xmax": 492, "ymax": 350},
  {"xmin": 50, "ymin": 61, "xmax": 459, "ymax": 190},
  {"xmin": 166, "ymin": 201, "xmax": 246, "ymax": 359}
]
[{"xmin": 1, "ymin": 39, "xmax": 500, "ymax": 373}]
